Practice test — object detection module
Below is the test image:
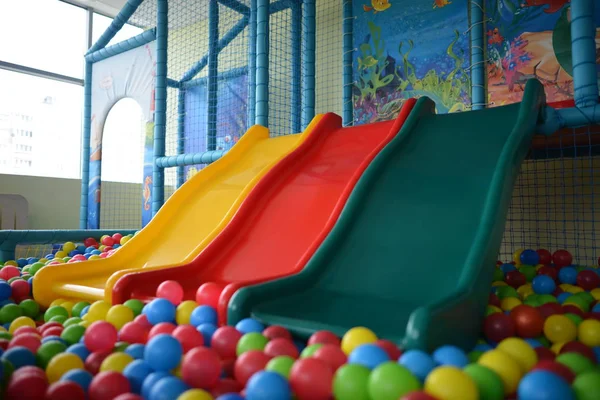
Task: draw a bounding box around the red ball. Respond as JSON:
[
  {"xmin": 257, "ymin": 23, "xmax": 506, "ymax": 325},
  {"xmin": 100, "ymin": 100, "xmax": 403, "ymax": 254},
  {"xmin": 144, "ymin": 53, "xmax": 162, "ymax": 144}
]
[
  {"xmin": 313, "ymin": 344, "xmax": 347, "ymax": 372},
  {"xmin": 88, "ymin": 371, "xmax": 131, "ymax": 400},
  {"xmin": 221, "ymin": 358, "xmax": 235, "ymax": 378},
  {"xmin": 483, "ymin": 313, "xmax": 516, "ymax": 342},
  {"xmin": 532, "ymin": 360, "xmax": 575, "ymax": 383},
  {"xmin": 0, "ymin": 266, "xmax": 20, "ymax": 281},
  {"xmin": 111, "ymin": 233, "xmax": 123, "ymax": 243},
  {"xmin": 212, "ymin": 326, "xmax": 242, "ymax": 360},
  {"xmin": 505, "ymin": 271, "xmax": 527, "ymax": 288},
  {"xmin": 196, "ymin": 283, "xmax": 223, "ymax": 309},
  {"xmin": 156, "ymin": 280, "xmax": 184, "ymax": 305},
  {"xmin": 13, "ymin": 326, "xmax": 39, "ymax": 336},
  {"xmin": 114, "ymin": 395, "xmax": 143, "ymax": 400},
  {"xmin": 10, "ymin": 280, "xmax": 30, "ymax": 301},
  {"xmin": 100, "ymin": 236, "xmax": 114, "ymax": 247},
  {"xmin": 42, "ymin": 326, "xmax": 64, "ymax": 338},
  {"xmin": 488, "ymin": 293, "xmax": 501, "ymax": 308},
  {"xmin": 85, "ymin": 351, "xmax": 111, "ymax": 375},
  {"xmin": 535, "ymin": 347, "xmax": 556, "ymax": 361},
  {"xmin": 133, "ymin": 314, "xmax": 152, "ymax": 330},
  {"xmin": 537, "ymin": 266, "xmax": 558, "ymax": 281},
  {"xmin": 9, "ymin": 332, "xmax": 41, "ymax": 353},
  {"xmin": 559, "ymin": 341, "xmax": 596, "ymax": 363},
  {"xmin": 84, "ymin": 238, "xmax": 98, "ymax": 248},
  {"xmin": 537, "ymin": 249, "xmax": 552, "ymax": 265},
  {"xmin": 0, "ymin": 338, "xmax": 10, "ymax": 350},
  {"xmin": 173, "ymin": 325, "xmax": 204, "ymax": 353},
  {"xmin": 577, "ymin": 270, "xmax": 600, "ymax": 291},
  {"xmin": 401, "ymin": 392, "xmax": 439, "ymax": 400},
  {"xmin": 307, "ymin": 330, "xmax": 340, "ymax": 346},
  {"xmin": 264, "ymin": 338, "xmax": 299, "ymax": 359},
  {"xmin": 563, "ymin": 305, "xmax": 585, "ymax": 318},
  {"xmin": 233, "ymin": 350, "xmax": 270, "ymax": 386},
  {"xmin": 118, "ymin": 322, "xmax": 148, "ymax": 344},
  {"xmin": 374, "ymin": 339, "xmax": 402, "ymax": 361},
  {"xmin": 84, "ymin": 321, "xmax": 117, "ymax": 353},
  {"xmin": 148, "ymin": 322, "xmax": 177, "ymax": 339},
  {"xmin": 263, "ymin": 325, "xmax": 292, "ymax": 341},
  {"xmin": 510, "ymin": 305, "xmax": 544, "ymax": 338},
  {"xmin": 6, "ymin": 371, "xmax": 48, "ymax": 400},
  {"xmin": 45, "ymin": 381, "xmax": 86, "ymax": 400},
  {"xmin": 537, "ymin": 302, "xmax": 564, "ymax": 319},
  {"xmin": 289, "ymin": 358, "xmax": 333, "ymax": 400},
  {"xmin": 182, "ymin": 347, "xmax": 222, "ymax": 389},
  {"xmin": 211, "ymin": 378, "xmax": 242, "ymax": 398},
  {"xmin": 552, "ymin": 250, "xmax": 572, "ymax": 268}
]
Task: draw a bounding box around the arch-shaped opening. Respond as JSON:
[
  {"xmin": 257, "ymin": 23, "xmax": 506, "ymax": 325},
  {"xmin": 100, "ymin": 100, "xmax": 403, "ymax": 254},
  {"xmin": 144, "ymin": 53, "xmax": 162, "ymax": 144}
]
[{"xmin": 99, "ymin": 97, "xmax": 146, "ymax": 229}]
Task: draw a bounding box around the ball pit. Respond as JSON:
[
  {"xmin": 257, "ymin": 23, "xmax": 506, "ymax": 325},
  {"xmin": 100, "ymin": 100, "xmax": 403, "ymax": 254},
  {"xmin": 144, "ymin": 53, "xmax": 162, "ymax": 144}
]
[{"xmin": 0, "ymin": 245, "xmax": 598, "ymax": 398}]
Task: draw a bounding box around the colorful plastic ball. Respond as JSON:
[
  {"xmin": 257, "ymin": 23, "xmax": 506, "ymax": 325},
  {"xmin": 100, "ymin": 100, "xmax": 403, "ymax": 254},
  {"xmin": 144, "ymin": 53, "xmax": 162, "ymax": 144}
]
[
  {"xmin": 573, "ymin": 370, "xmax": 600, "ymax": 400},
  {"xmin": 478, "ymin": 349, "xmax": 522, "ymax": 394},
  {"xmin": 398, "ymin": 350, "xmax": 436, "ymax": 382},
  {"xmin": 144, "ymin": 298, "xmax": 176, "ymax": 325},
  {"xmin": 308, "ymin": 330, "xmax": 340, "ymax": 346},
  {"xmin": 424, "ymin": 366, "xmax": 478, "ymax": 400},
  {"xmin": 106, "ymin": 305, "xmax": 134, "ymax": 330},
  {"xmin": 483, "ymin": 312, "xmax": 516, "ymax": 342},
  {"xmin": 510, "ymin": 305, "xmax": 544, "ymax": 338},
  {"xmin": 463, "ymin": 363, "xmax": 504, "ymax": 400},
  {"xmin": 99, "ymin": 352, "xmax": 134, "ymax": 373},
  {"xmin": 157, "ymin": 280, "xmax": 185, "ymax": 306},
  {"xmin": 264, "ymin": 337, "xmax": 299, "ymax": 359},
  {"xmin": 190, "ymin": 305, "xmax": 218, "ymax": 327},
  {"xmin": 0, "ymin": 281, "xmax": 12, "ymax": 301},
  {"xmin": 559, "ymin": 267, "xmax": 578, "ymax": 284},
  {"xmin": 235, "ymin": 318, "xmax": 264, "ymax": 335},
  {"xmin": 500, "ymin": 263, "xmax": 516, "ymax": 275},
  {"xmin": 119, "ymin": 322, "xmax": 148, "ymax": 345},
  {"xmin": 195, "ymin": 283, "xmax": 223, "ymax": 309},
  {"xmin": 64, "ymin": 344, "xmax": 89, "ymax": 363},
  {"xmin": 234, "ymin": 350, "xmax": 270, "ymax": 386},
  {"xmin": 177, "ymin": 388, "xmax": 214, "ymax": 400},
  {"xmin": 6, "ymin": 368, "xmax": 49, "ymax": 399},
  {"xmin": 544, "ymin": 315, "xmax": 577, "ymax": 343},
  {"xmin": 505, "ymin": 271, "xmax": 526, "ymax": 288},
  {"xmin": 536, "ymin": 249, "xmax": 551, "ymax": 264},
  {"xmin": 577, "ymin": 270, "xmax": 600, "ymax": 291},
  {"xmin": 141, "ymin": 371, "xmax": 170, "ymax": 399},
  {"xmin": 196, "ymin": 323, "xmax": 217, "ymax": 347},
  {"xmin": 46, "ymin": 352, "xmax": 84, "ymax": 383},
  {"xmin": 496, "ymin": 337, "xmax": 538, "ymax": 373},
  {"xmin": 538, "ymin": 302, "xmax": 564, "ymax": 319},
  {"xmin": 289, "ymin": 357, "xmax": 333, "ymax": 400},
  {"xmin": 37, "ymin": 341, "xmax": 68, "ymax": 369},
  {"xmin": 88, "ymin": 371, "xmax": 131, "ymax": 400},
  {"xmin": 84, "ymin": 321, "xmax": 118, "ymax": 353},
  {"xmin": 340, "ymin": 327, "xmax": 377, "ymax": 356},
  {"xmin": 173, "ymin": 325, "xmax": 204, "ymax": 353},
  {"xmin": 518, "ymin": 370, "xmax": 575, "ymax": 400},
  {"xmin": 532, "ymin": 359, "xmax": 576, "ymax": 383},
  {"xmin": 263, "ymin": 325, "xmax": 292, "ymax": 341},
  {"xmin": 60, "ymin": 324, "xmax": 86, "ymax": 346},
  {"xmin": 236, "ymin": 332, "xmax": 268, "ymax": 356},
  {"xmin": 148, "ymin": 322, "xmax": 176, "ymax": 339},
  {"xmin": 174, "ymin": 301, "xmax": 198, "ymax": 325},
  {"xmin": 61, "ymin": 368, "xmax": 93, "ymax": 392},
  {"xmin": 211, "ymin": 326, "xmax": 242, "ymax": 360},
  {"xmin": 532, "ymin": 275, "xmax": 556, "ymax": 295},
  {"xmin": 520, "ymin": 249, "xmax": 540, "ymax": 266},
  {"xmin": 367, "ymin": 361, "xmax": 420, "ymax": 400},
  {"xmin": 432, "ymin": 345, "xmax": 469, "ymax": 368},
  {"xmin": 123, "ymin": 359, "xmax": 153, "ymax": 394},
  {"xmin": 347, "ymin": 343, "xmax": 389, "ymax": 370},
  {"xmin": 245, "ymin": 370, "xmax": 291, "ymax": 400},
  {"xmin": 149, "ymin": 376, "xmax": 190, "ymax": 400},
  {"xmin": 332, "ymin": 364, "xmax": 370, "ymax": 400},
  {"xmin": 312, "ymin": 344, "xmax": 347, "ymax": 372},
  {"xmin": 18, "ymin": 299, "xmax": 39, "ymax": 319},
  {"xmin": 144, "ymin": 333, "xmax": 182, "ymax": 371},
  {"xmin": 264, "ymin": 355, "xmax": 294, "ymax": 380},
  {"xmin": 0, "ymin": 266, "xmax": 20, "ymax": 281},
  {"xmin": 556, "ymin": 352, "xmax": 596, "ymax": 377},
  {"xmin": 577, "ymin": 319, "xmax": 600, "ymax": 347},
  {"xmin": 85, "ymin": 351, "xmax": 112, "ymax": 375},
  {"xmin": 181, "ymin": 347, "xmax": 221, "ymax": 390},
  {"xmin": 374, "ymin": 339, "xmax": 401, "ymax": 361},
  {"xmin": 2, "ymin": 346, "xmax": 36, "ymax": 368},
  {"xmin": 560, "ymin": 341, "xmax": 596, "ymax": 363},
  {"xmin": 124, "ymin": 343, "xmax": 145, "ymax": 360},
  {"xmin": 10, "ymin": 280, "xmax": 30, "ymax": 301},
  {"xmin": 299, "ymin": 343, "xmax": 323, "ymax": 358},
  {"xmin": 553, "ymin": 250, "xmax": 573, "ymax": 268},
  {"xmin": 9, "ymin": 332, "xmax": 41, "ymax": 353},
  {"xmin": 122, "ymin": 299, "xmax": 144, "ymax": 317}
]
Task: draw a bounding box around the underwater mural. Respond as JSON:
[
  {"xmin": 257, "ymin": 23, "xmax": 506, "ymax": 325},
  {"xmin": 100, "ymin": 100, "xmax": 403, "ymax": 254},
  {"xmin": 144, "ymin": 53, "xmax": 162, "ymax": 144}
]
[
  {"xmin": 486, "ymin": 0, "xmax": 600, "ymax": 107},
  {"xmin": 353, "ymin": 0, "xmax": 471, "ymax": 124}
]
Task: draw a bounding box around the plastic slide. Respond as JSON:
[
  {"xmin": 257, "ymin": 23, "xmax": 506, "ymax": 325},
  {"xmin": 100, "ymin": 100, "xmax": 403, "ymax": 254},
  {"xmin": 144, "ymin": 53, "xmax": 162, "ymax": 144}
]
[
  {"xmin": 228, "ymin": 80, "xmax": 546, "ymax": 351},
  {"xmin": 33, "ymin": 119, "xmax": 324, "ymax": 307},
  {"xmin": 112, "ymin": 100, "xmax": 418, "ymax": 324}
]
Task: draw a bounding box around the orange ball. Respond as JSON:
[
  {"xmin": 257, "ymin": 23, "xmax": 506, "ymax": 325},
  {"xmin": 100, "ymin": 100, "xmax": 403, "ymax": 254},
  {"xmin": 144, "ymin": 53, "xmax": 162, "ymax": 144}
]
[{"xmin": 510, "ymin": 305, "xmax": 544, "ymax": 338}]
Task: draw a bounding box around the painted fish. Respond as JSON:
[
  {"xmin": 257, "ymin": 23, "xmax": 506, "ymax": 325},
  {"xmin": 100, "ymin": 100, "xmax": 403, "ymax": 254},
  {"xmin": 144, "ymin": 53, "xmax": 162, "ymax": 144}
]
[
  {"xmin": 433, "ymin": 0, "xmax": 452, "ymax": 8},
  {"xmin": 358, "ymin": 56, "xmax": 378, "ymax": 70},
  {"xmin": 521, "ymin": 0, "xmax": 570, "ymax": 13},
  {"xmin": 487, "ymin": 28, "xmax": 504, "ymax": 45},
  {"xmin": 143, "ymin": 176, "xmax": 152, "ymax": 211},
  {"xmin": 363, "ymin": 0, "xmax": 391, "ymax": 14}
]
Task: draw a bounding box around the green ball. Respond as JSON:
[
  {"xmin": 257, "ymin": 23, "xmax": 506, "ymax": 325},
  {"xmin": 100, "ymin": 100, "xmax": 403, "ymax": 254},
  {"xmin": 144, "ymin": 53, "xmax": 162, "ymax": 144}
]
[
  {"xmin": 564, "ymin": 296, "xmax": 590, "ymax": 312},
  {"xmin": 63, "ymin": 257, "xmax": 71, "ymax": 263},
  {"xmin": 495, "ymin": 286, "xmax": 519, "ymax": 299},
  {"xmin": 21, "ymin": 266, "xmax": 31, "ymax": 273},
  {"xmin": 28, "ymin": 262, "xmax": 44, "ymax": 275},
  {"xmin": 537, "ymin": 294, "xmax": 558, "ymax": 305},
  {"xmin": 333, "ymin": 364, "xmax": 371, "ymax": 400},
  {"xmin": 265, "ymin": 355, "xmax": 295, "ymax": 379},
  {"xmin": 463, "ymin": 364, "xmax": 504, "ymax": 400},
  {"xmin": 20, "ymin": 274, "xmax": 31, "ymax": 281},
  {"xmin": 492, "ymin": 268, "xmax": 504, "ymax": 282},
  {"xmin": 114, "ymin": 341, "xmax": 129, "ymax": 352},
  {"xmin": 60, "ymin": 324, "xmax": 86, "ymax": 345},
  {"xmin": 49, "ymin": 315, "xmax": 67, "ymax": 324},
  {"xmin": 564, "ymin": 313, "xmax": 583, "ymax": 326},
  {"xmin": 0, "ymin": 332, "xmax": 12, "ymax": 341},
  {"xmin": 519, "ymin": 265, "xmax": 537, "ymax": 282},
  {"xmin": 573, "ymin": 371, "xmax": 600, "ymax": 400},
  {"xmin": 368, "ymin": 362, "xmax": 421, "ymax": 400},
  {"xmin": 467, "ymin": 350, "xmax": 484, "ymax": 363},
  {"xmin": 63, "ymin": 317, "xmax": 82, "ymax": 328},
  {"xmin": 7, "ymin": 277, "xmax": 22, "ymax": 284},
  {"xmin": 485, "ymin": 306, "xmax": 500, "ymax": 316},
  {"xmin": 44, "ymin": 306, "xmax": 69, "ymax": 323},
  {"xmin": 574, "ymin": 291, "xmax": 595, "ymax": 304},
  {"xmin": 536, "ymin": 336, "xmax": 551, "ymax": 348},
  {"xmin": 300, "ymin": 343, "xmax": 323, "ymax": 358},
  {"xmin": 123, "ymin": 299, "xmax": 144, "ymax": 317},
  {"xmin": 0, "ymin": 304, "xmax": 23, "ymax": 324},
  {"xmin": 2, "ymin": 359, "xmax": 14, "ymax": 384},
  {"xmin": 71, "ymin": 302, "xmax": 90, "ymax": 318},
  {"xmin": 523, "ymin": 295, "xmax": 541, "ymax": 307},
  {"xmin": 236, "ymin": 332, "xmax": 268, "ymax": 356},
  {"xmin": 556, "ymin": 352, "xmax": 596, "ymax": 376},
  {"xmin": 36, "ymin": 341, "xmax": 67, "ymax": 368},
  {"xmin": 19, "ymin": 299, "xmax": 40, "ymax": 319}
]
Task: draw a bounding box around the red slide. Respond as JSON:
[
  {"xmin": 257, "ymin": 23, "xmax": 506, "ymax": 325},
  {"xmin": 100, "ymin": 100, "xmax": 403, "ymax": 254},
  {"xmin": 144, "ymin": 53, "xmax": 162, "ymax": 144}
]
[{"xmin": 113, "ymin": 99, "xmax": 417, "ymax": 324}]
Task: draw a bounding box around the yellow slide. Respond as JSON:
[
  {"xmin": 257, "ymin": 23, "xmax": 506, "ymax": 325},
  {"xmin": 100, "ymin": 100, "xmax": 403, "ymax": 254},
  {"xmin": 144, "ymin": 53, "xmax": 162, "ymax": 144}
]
[{"xmin": 33, "ymin": 118, "xmax": 322, "ymax": 307}]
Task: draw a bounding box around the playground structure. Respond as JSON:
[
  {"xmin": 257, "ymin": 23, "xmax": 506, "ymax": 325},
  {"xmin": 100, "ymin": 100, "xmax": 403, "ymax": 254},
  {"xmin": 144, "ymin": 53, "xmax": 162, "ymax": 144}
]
[{"xmin": 0, "ymin": 0, "xmax": 599, "ymax": 351}]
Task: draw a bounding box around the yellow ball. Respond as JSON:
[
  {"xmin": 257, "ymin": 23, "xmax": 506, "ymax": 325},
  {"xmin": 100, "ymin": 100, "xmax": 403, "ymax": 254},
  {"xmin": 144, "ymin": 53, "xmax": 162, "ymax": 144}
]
[
  {"xmin": 106, "ymin": 305, "xmax": 134, "ymax": 329},
  {"xmin": 424, "ymin": 366, "xmax": 478, "ymax": 400},
  {"xmin": 551, "ymin": 341, "xmax": 566, "ymax": 355},
  {"xmin": 491, "ymin": 281, "xmax": 507, "ymax": 287},
  {"xmin": 62, "ymin": 242, "xmax": 76, "ymax": 253},
  {"xmin": 513, "ymin": 248, "xmax": 524, "ymax": 265},
  {"xmin": 500, "ymin": 297, "xmax": 522, "ymax": 311},
  {"xmin": 496, "ymin": 338, "xmax": 538, "ymax": 373},
  {"xmin": 341, "ymin": 327, "xmax": 377, "ymax": 355},
  {"xmin": 177, "ymin": 389, "xmax": 214, "ymax": 400},
  {"xmin": 590, "ymin": 288, "xmax": 600, "ymax": 301},
  {"xmin": 60, "ymin": 301, "xmax": 74, "ymax": 316},
  {"xmin": 173, "ymin": 363, "xmax": 183, "ymax": 378},
  {"xmin": 478, "ymin": 350, "xmax": 522, "ymax": 395},
  {"xmin": 54, "ymin": 251, "xmax": 67, "ymax": 259},
  {"xmin": 0, "ymin": 326, "xmax": 7, "ymax": 332},
  {"xmin": 79, "ymin": 320, "xmax": 92, "ymax": 328},
  {"xmin": 544, "ymin": 315, "xmax": 577, "ymax": 343},
  {"xmin": 176, "ymin": 300, "xmax": 198, "ymax": 325},
  {"xmin": 86, "ymin": 300, "xmax": 111, "ymax": 321},
  {"xmin": 578, "ymin": 319, "xmax": 600, "ymax": 347},
  {"xmin": 39, "ymin": 258, "xmax": 48, "ymax": 264},
  {"xmin": 120, "ymin": 236, "xmax": 131, "ymax": 245},
  {"xmin": 50, "ymin": 298, "xmax": 68, "ymax": 308},
  {"xmin": 487, "ymin": 305, "xmax": 502, "ymax": 314},
  {"xmin": 4, "ymin": 260, "xmax": 17, "ymax": 267},
  {"xmin": 99, "ymin": 245, "xmax": 107, "ymax": 252},
  {"xmin": 517, "ymin": 284, "xmax": 532, "ymax": 298},
  {"xmin": 46, "ymin": 353, "xmax": 84, "ymax": 383},
  {"xmin": 9, "ymin": 316, "xmax": 36, "ymax": 334},
  {"xmin": 100, "ymin": 352, "xmax": 134, "ymax": 373},
  {"xmin": 88, "ymin": 255, "xmax": 102, "ymax": 261},
  {"xmin": 565, "ymin": 286, "xmax": 584, "ymax": 294}
]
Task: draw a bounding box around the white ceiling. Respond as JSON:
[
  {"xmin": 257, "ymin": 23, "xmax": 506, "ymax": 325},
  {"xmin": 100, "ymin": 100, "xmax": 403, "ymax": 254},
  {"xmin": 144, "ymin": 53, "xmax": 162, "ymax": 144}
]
[{"xmin": 66, "ymin": 0, "xmax": 128, "ymax": 17}]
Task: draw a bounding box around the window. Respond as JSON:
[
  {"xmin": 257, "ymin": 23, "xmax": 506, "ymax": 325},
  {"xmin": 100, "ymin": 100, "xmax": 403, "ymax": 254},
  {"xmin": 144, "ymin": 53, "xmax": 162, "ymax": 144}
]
[{"xmin": 93, "ymin": 13, "xmax": 145, "ymax": 47}]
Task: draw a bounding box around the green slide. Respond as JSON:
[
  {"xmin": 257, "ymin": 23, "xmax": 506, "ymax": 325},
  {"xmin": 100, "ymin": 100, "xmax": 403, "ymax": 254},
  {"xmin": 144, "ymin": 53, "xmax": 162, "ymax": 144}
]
[{"xmin": 228, "ymin": 80, "xmax": 546, "ymax": 352}]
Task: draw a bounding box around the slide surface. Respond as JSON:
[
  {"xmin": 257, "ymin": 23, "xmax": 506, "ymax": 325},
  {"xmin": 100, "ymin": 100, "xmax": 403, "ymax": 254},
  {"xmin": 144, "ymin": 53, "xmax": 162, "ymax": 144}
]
[
  {"xmin": 112, "ymin": 100, "xmax": 417, "ymax": 325},
  {"xmin": 33, "ymin": 121, "xmax": 321, "ymax": 307},
  {"xmin": 228, "ymin": 80, "xmax": 546, "ymax": 351}
]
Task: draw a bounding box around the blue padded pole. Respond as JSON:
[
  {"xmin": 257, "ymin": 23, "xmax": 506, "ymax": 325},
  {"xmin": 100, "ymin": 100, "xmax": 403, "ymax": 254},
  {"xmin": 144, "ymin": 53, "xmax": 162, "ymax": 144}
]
[
  {"xmin": 270, "ymin": 0, "xmax": 294, "ymax": 13},
  {"xmin": 470, "ymin": 0, "xmax": 485, "ymax": 110},
  {"xmin": 208, "ymin": 0, "xmax": 220, "ymax": 152},
  {"xmin": 571, "ymin": 0, "xmax": 598, "ymax": 108},
  {"xmin": 80, "ymin": 61, "xmax": 93, "ymax": 229},
  {"xmin": 248, "ymin": 0, "xmax": 257, "ymax": 128},
  {"xmin": 290, "ymin": 1, "xmax": 302, "ymax": 133},
  {"xmin": 86, "ymin": 29, "xmax": 156, "ymax": 63},
  {"xmin": 167, "ymin": 78, "xmax": 180, "ymax": 88},
  {"xmin": 152, "ymin": 0, "xmax": 168, "ymax": 217},
  {"xmin": 302, "ymin": 0, "xmax": 316, "ymax": 129},
  {"xmin": 342, "ymin": 0, "xmax": 353, "ymax": 125},
  {"xmin": 218, "ymin": 0, "xmax": 250, "ymax": 15},
  {"xmin": 255, "ymin": 0, "xmax": 269, "ymax": 127},
  {"xmin": 183, "ymin": 66, "xmax": 249, "ymax": 88},
  {"xmin": 87, "ymin": 0, "xmax": 144, "ymax": 55},
  {"xmin": 156, "ymin": 150, "xmax": 228, "ymax": 168},
  {"xmin": 176, "ymin": 89, "xmax": 186, "ymax": 188}
]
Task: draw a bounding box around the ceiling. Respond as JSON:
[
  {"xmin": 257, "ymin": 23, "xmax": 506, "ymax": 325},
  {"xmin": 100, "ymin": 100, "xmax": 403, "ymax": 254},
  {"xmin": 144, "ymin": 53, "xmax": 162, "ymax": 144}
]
[{"xmin": 66, "ymin": 0, "xmax": 128, "ymax": 17}]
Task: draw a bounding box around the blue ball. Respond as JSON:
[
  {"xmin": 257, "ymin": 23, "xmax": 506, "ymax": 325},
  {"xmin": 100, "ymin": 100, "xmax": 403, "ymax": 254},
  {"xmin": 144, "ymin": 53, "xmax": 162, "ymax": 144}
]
[
  {"xmin": 593, "ymin": 346, "xmax": 600, "ymax": 364},
  {"xmin": 524, "ymin": 338, "xmax": 543, "ymax": 348},
  {"xmin": 246, "ymin": 371, "xmax": 291, "ymax": 400},
  {"xmin": 348, "ymin": 344, "xmax": 390, "ymax": 370},
  {"xmin": 190, "ymin": 305, "xmax": 218, "ymax": 327},
  {"xmin": 16, "ymin": 259, "xmax": 27, "ymax": 268},
  {"xmin": 144, "ymin": 334, "xmax": 182, "ymax": 371},
  {"xmin": 197, "ymin": 323, "xmax": 218, "ymax": 347},
  {"xmin": 68, "ymin": 250, "xmax": 80, "ymax": 257},
  {"xmin": 500, "ymin": 263, "xmax": 517, "ymax": 274},
  {"xmin": 517, "ymin": 370, "xmax": 575, "ymax": 400},
  {"xmin": 532, "ymin": 275, "xmax": 556, "ymax": 295},
  {"xmin": 66, "ymin": 343, "xmax": 90, "ymax": 361},
  {"xmin": 2, "ymin": 346, "xmax": 36, "ymax": 369},
  {"xmin": 91, "ymin": 249, "xmax": 101, "ymax": 256},
  {"xmin": 557, "ymin": 292, "xmax": 572, "ymax": 304},
  {"xmin": 124, "ymin": 359, "xmax": 154, "ymax": 394},
  {"xmin": 141, "ymin": 372, "xmax": 170, "ymax": 400},
  {"xmin": 558, "ymin": 267, "xmax": 578, "ymax": 284},
  {"xmin": 432, "ymin": 345, "xmax": 469, "ymax": 368},
  {"xmin": 473, "ymin": 343, "xmax": 493, "ymax": 352},
  {"xmin": 398, "ymin": 349, "xmax": 437, "ymax": 381},
  {"xmin": 27, "ymin": 257, "xmax": 38, "ymax": 263},
  {"xmin": 80, "ymin": 305, "xmax": 90, "ymax": 317},
  {"xmin": 235, "ymin": 318, "xmax": 264, "ymax": 334},
  {"xmin": 125, "ymin": 343, "xmax": 145, "ymax": 360},
  {"xmin": 520, "ymin": 249, "xmax": 540, "ymax": 266},
  {"xmin": 76, "ymin": 245, "xmax": 86, "ymax": 253},
  {"xmin": 145, "ymin": 298, "xmax": 176, "ymax": 325},
  {"xmin": 0, "ymin": 282, "xmax": 12, "ymax": 301},
  {"xmin": 45, "ymin": 254, "xmax": 54, "ymax": 260},
  {"xmin": 149, "ymin": 376, "xmax": 189, "ymax": 400},
  {"xmin": 84, "ymin": 254, "xmax": 92, "ymax": 259},
  {"xmin": 592, "ymin": 303, "xmax": 600, "ymax": 313},
  {"xmin": 84, "ymin": 246, "xmax": 95, "ymax": 254},
  {"xmin": 217, "ymin": 395, "xmax": 245, "ymax": 400},
  {"xmin": 61, "ymin": 368, "xmax": 93, "ymax": 391},
  {"xmin": 42, "ymin": 336, "xmax": 67, "ymax": 345}
]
